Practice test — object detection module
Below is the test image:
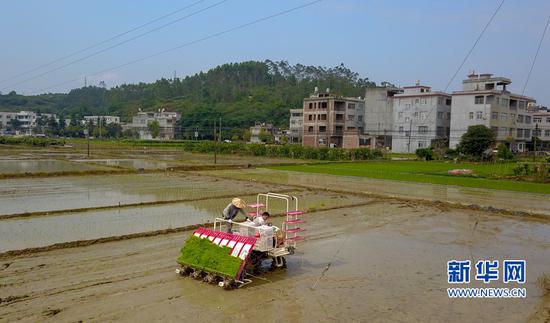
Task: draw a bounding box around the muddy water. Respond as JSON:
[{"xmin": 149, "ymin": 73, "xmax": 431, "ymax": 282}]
[
  {"xmin": 0, "ymin": 191, "xmax": 370, "ymax": 252},
  {"xmin": 1, "ymin": 202, "xmax": 548, "ymax": 322},
  {"xmin": 0, "ymin": 174, "xmax": 291, "ymax": 216},
  {"xmin": 0, "ymin": 159, "xmax": 111, "ymax": 174},
  {"xmin": 205, "ymin": 168, "xmax": 550, "ymax": 216},
  {"xmin": 71, "ymin": 158, "xmax": 172, "ymax": 170}
]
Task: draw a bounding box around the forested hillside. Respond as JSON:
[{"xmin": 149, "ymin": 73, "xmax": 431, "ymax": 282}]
[{"xmin": 0, "ymin": 60, "xmax": 374, "ymax": 130}]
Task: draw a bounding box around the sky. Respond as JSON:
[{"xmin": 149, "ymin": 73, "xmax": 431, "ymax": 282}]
[{"xmin": 0, "ymin": 0, "xmax": 549, "ymax": 104}]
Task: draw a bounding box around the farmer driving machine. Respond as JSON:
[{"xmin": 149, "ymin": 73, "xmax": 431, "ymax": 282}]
[{"xmin": 175, "ymin": 192, "xmax": 305, "ymax": 289}]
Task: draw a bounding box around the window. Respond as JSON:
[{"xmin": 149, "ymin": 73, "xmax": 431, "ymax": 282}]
[
  {"xmin": 446, "ymin": 99, "xmax": 452, "ymax": 105},
  {"xmin": 421, "ymin": 98, "xmax": 426, "ymax": 104},
  {"xmin": 405, "ymin": 130, "xmax": 410, "ymax": 137},
  {"xmin": 415, "ymin": 98, "xmax": 419, "ymax": 104},
  {"xmin": 517, "ymin": 115, "xmax": 524, "ymax": 123},
  {"xmin": 469, "ymin": 112, "xmax": 474, "ymax": 120},
  {"xmin": 436, "ymin": 126, "xmax": 444, "ymax": 136},
  {"xmin": 545, "ymin": 130, "xmax": 550, "ymax": 137},
  {"xmin": 476, "ymin": 111, "xmax": 483, "ymax": 119},
  {"xmin": 500, "ymin": 113, "xmax": 507, "ymax": 121},
  {"xmin": 491, "ymin": 112, "xmax": 498, "ymax": 120},
  {"xmin": 308, "ymin": 114, "xmax": 313, "ymax": 121},
  {"xmin": 547, "ymin": 117, "xmax": 550, "ymax": 123},
  {"xmin": 347, "ymin": 115, "xmax": 355, "ymax": 121},
  {"xmin": 437, "ymin": 97, "xmax": 443, "ymax": 105},
  {"xmin": 399, "ymin": 126, "xmax": 404, "ymax": 134},
  {"xmin": 517, "ymin": 129, "xmax": 523, "ymax": 138},
  {"xmin": 525, "ymin": 116, "xmax": 532, "ymax": 124},
  {"xmin": 318, "ymin": 138, "xmax": 326, "ymax": 145},
  {"xmin": 308, "ymin": 126, "xmax": 313, "ymax": 133},
  {"xmin": 418, "ymin": 141, "xmax": 427, "ymax": 148},
  {"xmin": 491, "ymin": 127, "xmax": 498, "ymax": 135},
  {"xmin": 336, "ymin": 114, "xmax": 344, "ymax": 121},
  {"xmin": 500, "ymin": 98, "xmax": 509, "ymax": 108},
  {"xmin": 446, "ymin": 112, "xmax": 451, "ymax": 120},
  {"xmin": 358, "ymin": 115, "xmax": 363, "ymax": 122},
  {"xmin": 510, "ymin": 114, "xmax": 516, "ymax": 122},
  {"xmin": 485, "ymin": 96, "xmax": 494, "ymax": 104},
  {"xmin": 320, "ymin": 114, "xmax": 327, "ymax": 121},
  {"xmin": 335, "ymin": 126, "xmax": 343, "ymax": 134},
  {"xmin": 308, "ymin": 103, "xmax": 313, "ymax": 109},
  {"xmin": 321, "ymin": 102, "xmax": 328, "ymax": 108},
  {"xmin": 418, "ymin": 126, "xmax": 428, "ymax": 134},
  {"xmin": 474, "ymin": 96, "xmax": 484, "ymax": 104},
  {"xmin": 406, "ymin": 103, "xmax": 411, "ymax": 108},
  {"xmin": 348, "ymin": 103, "xmax": 355, "ymax": 110},
  {"xmin": 405, "ymin": 117, "xmax": 411, "ymax": 122},
  {"xmin": 319, "ymin": 126, "xmax": 326, "ymax": 133},
  {"xmin": 534, "ymin": 117, "xmax": 542, "ymax": 123},
  {"xmin": 398, "ymin": 112, "xmax": 404, "ymax": 118},
  {"xmin": 518, "ymin": 101, "xmax": 525, "ymax": 109},
  {"xmin": 414, "ymin": 112, "xmax": 419, "ymax": 118},
  {"xmin": 534, "ymin": 129, "xmax": 542, "ymax": 137},
  {"xmin": 437, "ymin": 112, "xmax": 443, "ymax": 119},
  {"xmin": 525, "ymin": 129, "xmax": 531, "ymax": 137}
]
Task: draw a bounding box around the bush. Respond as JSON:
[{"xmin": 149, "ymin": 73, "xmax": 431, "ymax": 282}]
[
  {"xmin": 415, "ymin": 147, "xmax": 434, "ymax": 161},
  {"xmin": 0, "ymin": 136, "xmax": 65, "ymax": 147},
  {"xmin": 496, "ymin": 144, "xmax": 514, "ymax": 160}
]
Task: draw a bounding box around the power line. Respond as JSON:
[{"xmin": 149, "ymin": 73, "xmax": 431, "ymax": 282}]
[
  {"xmin": 443, "ymin": 0, "xmax": 505, "ymax": 92},
  {"xmin": 1, "ymin": 0, "xmax": 229, "ymax": 92},
  {"xmin": 34, "ymin": 0, "xmax": 324, "ymax": 94},
  {"xmin": 0, "ymin": 0, "xmax": 208, "ymax": 85},
  {"xmin": 521, "ymin": 14, "xmax": 550, "ymax": 95},
  {"xmin": 418, "ymin": 0, "xmax": 505, "ymax": 128}
]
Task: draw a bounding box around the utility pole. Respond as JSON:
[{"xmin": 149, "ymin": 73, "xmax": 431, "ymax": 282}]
[
  {"xmin": 87, "ymin": 122, "xmax": 90, "ymax": 158},
  {"xmin": 533, "ymin": 123, "xmax": 538, "ymax": 162},
  {"xmin": 213, "ymin": 120, "xmax": 217, "ymax": 164},
  {"xmin": 407, "ymin": 118, "xmax": 413, "ymax": 153}
]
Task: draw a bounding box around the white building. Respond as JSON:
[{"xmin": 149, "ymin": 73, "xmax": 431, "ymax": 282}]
[
  {"xmin": 123, "ymin": 110, "xmax": 181, "ymax": 139},
  {"xmin": 83, "ymin": 115, "xmax": 120, "ymax": 126},
  {"xmin": 391, "ymin": 85, "xmax": 451, "ymax": 153},
  {"xmin": 449, "ymin": 73, "xmax": 536, "ymax": 152},
  {"xmin": 364, "ymin": 85, "xmax": 402, "ymax": 149},
  {"xmin": 288, "ymin": 108, "xmax": 303, "ymax": 143},
  {"xmin": 249, "ymin": 123, "xmax": 274, "ymax": 143},
  {"xmin": 0, "ymin": 110, "xmax": 37, "ymax": 135},
  {"xmin": 532, "ymin": 106, "xmax": 550, "ymax": 151}
]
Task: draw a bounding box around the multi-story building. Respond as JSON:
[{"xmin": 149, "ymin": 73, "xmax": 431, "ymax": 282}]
[
  {"xmin": 449, "ymin": 73, "xmax": 536, "ymax": 152},
  {"xmin": 532, "ymin": 106, "xmax": 550, "ymax": 151},
  {"xmin": 364, "ymin": 85, "xmax": 403, "ymax": 149},
  {"xmin": 0, "ymin": 110, "xmax": 37, "ymax": 135},
  {"xmin": 83, "ymin": 115, "xmax": 120, "ymax": 125},
  {"xmin": 391, "ymin": 85, "xmax": 451, "ymax": 153},
  {"xmin": 302, "ymin": 88, "xmax": 365, "ymax": 148},
  {"xmin": 249, "ymin": 123, "xmax": 274, "ymax": 143},
  {"xmin": 288, "ymin": 109, "xmax": 303, "ymax": 143},
  {"xmin": 123, "ymin": 110, "xmax": 181, "ymax": 139}
]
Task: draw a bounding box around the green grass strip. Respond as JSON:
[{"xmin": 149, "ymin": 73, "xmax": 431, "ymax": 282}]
[
  {"xmin": 177, "ymin": 235, "xmax": 243, "ymax": 277},
  {"xmin": 269, "ymin": 161, "xmax": 550, "ymax": 194}
]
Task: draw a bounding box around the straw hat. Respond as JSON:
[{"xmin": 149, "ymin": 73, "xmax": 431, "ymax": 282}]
[{"xmin": 232, "ymin": 198, "xmax": 247, "ymax": 209}]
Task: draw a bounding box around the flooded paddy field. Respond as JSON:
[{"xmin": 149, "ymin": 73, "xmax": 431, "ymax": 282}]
[
  {"xmin": 0, "ymin": 159, "xmax": 114, "ymax": 174},
  {"xmin": 204, "ymin": 168, "xmax": 550, "ymax": 216},
  {"xmin": 0, "ymin": 190, "xmax": 371, "ymax": 252},
  {"xmin": 0, "ymin": 201, "xmax": 548, "ymax": 322},
  {"xmin": 0, "ymin": 173, "xmax": 292, "ymax": 216}
]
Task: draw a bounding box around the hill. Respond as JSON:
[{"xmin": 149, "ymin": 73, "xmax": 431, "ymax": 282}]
[{"xmin": 0, "ymin": 60, "xmax": 375, "ymax": 132}]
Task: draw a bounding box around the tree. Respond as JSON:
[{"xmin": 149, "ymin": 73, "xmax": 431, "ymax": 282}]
[
  {"xmin": 8, "ymin": 118, "xmax": 23, "ymax": 131},
  {"xmin": 147, "ymin": 120, "xmax": 160, "ymax": 139},
  {"xmin": 457, "ymin": 125, "xmax": 495, "ymax": 158},
  {"xmin": 496, "ymin": 144, "xmax": 514, "ymax": 160},
  {"xmin": 415, "ymin": 147, "xmax": 434, "ymax": 161},
  {"xmin": 258, "ymin": 130, "xmax": 273, "ymax": 143}
]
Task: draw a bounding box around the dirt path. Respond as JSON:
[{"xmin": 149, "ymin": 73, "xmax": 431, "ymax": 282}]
[{"xmin": 1, "ymin": 201, "xmax": 548, "ymax": 322}]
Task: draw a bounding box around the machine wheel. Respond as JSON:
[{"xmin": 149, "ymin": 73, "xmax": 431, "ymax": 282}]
[
  {"xmin": 270, "ymin": 256, "xmax": 287, "ymax": 270},
  {"xmin": 246, "ymin": 250, "xmax": 265, "ymax": 275}
]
